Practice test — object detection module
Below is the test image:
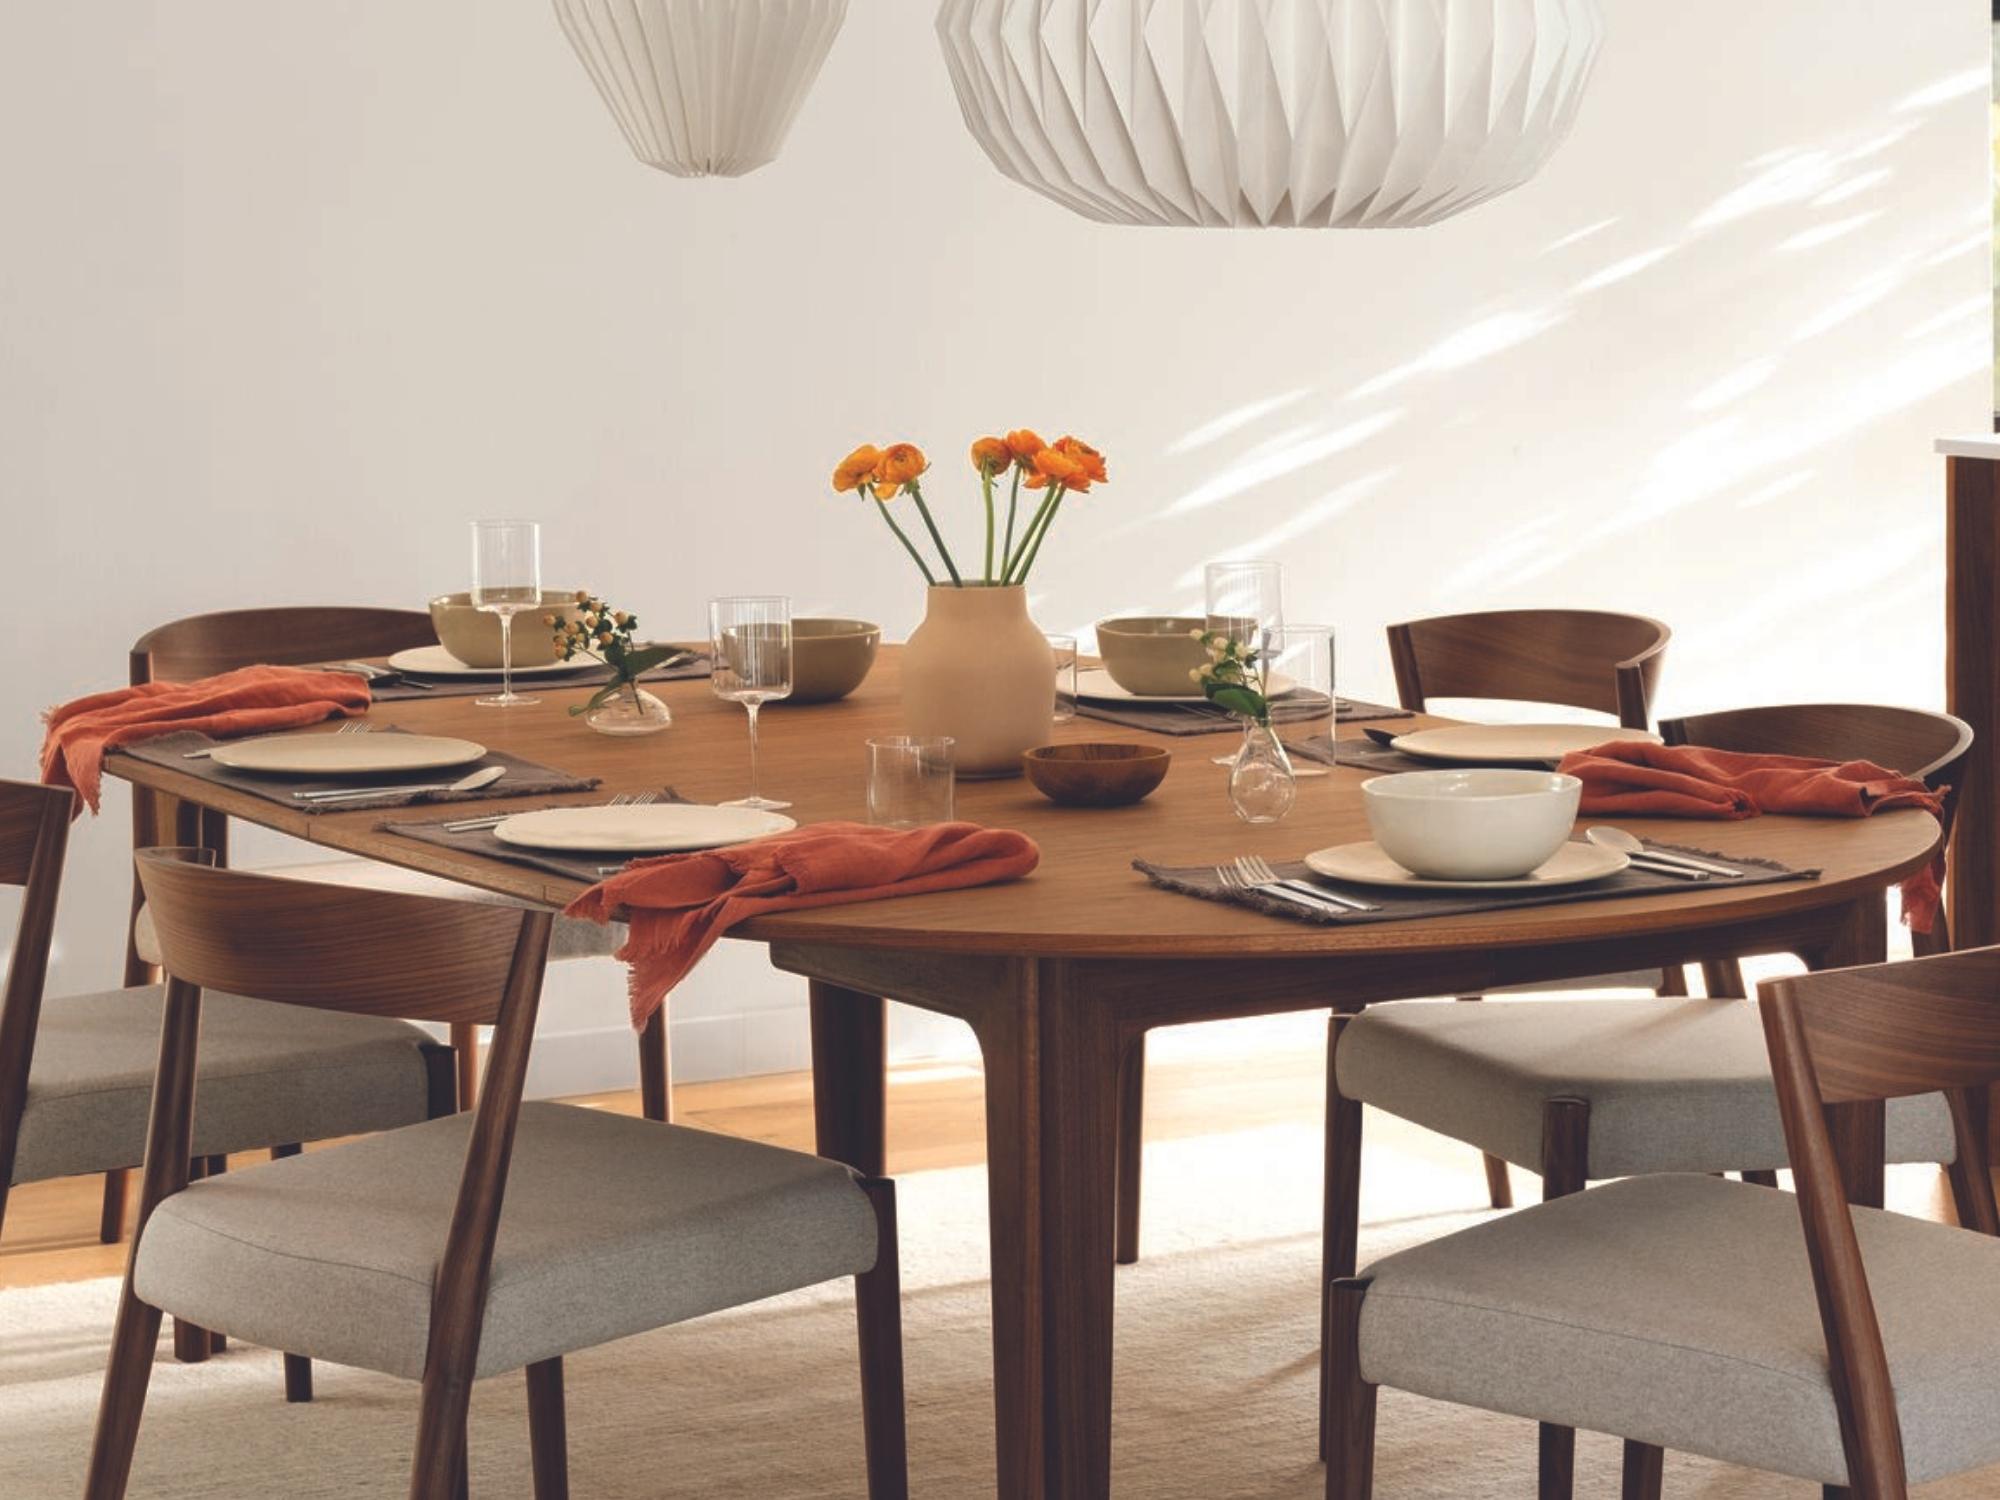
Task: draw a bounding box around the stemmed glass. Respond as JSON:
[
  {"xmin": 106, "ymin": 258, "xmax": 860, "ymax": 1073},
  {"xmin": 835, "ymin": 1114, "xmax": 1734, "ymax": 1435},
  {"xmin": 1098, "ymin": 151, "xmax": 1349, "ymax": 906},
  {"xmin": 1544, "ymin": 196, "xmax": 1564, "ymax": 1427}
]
[
  {"xmin": 471, "ymin": 520, "xmax": 543, "ymax": 708},
  {"xmin": 709, "ymin": 596, "xmax": 793, "ymax": 811}
]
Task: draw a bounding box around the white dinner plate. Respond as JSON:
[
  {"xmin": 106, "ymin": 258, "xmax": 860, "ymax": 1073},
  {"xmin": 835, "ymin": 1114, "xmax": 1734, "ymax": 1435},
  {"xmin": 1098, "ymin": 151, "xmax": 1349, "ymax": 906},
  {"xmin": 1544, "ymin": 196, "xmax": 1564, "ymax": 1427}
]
[
  {"xmin": 1388, "ymin": 723, "xmax": 1663, "ymax": 766},
  {"xmin": 493, "ymin": 804, "xmax": 796, "ymax": 854},
  {"xmin": 385, "ymin": 645, "xmax": 603, "ymax": 679},
  {"xmin": 1301, "ymin": 840, "xmax": 1630, "ymax": 891},
  {"xmin": 210, "ymin": 732, "xmax": 488, "ymax": 777},
  {"xmin": 1075, "ymin": 667, "xmax": 1299, "ymax": 705}
]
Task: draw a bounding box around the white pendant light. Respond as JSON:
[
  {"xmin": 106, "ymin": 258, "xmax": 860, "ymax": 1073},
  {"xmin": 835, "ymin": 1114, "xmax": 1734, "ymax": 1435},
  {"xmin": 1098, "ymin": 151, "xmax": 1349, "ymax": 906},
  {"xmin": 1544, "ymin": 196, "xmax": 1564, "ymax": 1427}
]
[
  {"xmin": 934, "ymin": 0, "xmax": 1605, "ymax": 228},
  {"xmin": 553, "ymin": 0, "xmax": 850, "ymax": 179}
]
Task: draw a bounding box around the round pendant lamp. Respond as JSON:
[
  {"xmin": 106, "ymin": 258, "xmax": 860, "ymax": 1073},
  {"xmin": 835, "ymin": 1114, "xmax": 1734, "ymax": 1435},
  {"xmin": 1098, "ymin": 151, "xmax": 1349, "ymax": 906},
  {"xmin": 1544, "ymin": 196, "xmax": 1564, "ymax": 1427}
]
[{"xmin": 934, "ymin": 0, "xmax": 1606, "ymax": 228}]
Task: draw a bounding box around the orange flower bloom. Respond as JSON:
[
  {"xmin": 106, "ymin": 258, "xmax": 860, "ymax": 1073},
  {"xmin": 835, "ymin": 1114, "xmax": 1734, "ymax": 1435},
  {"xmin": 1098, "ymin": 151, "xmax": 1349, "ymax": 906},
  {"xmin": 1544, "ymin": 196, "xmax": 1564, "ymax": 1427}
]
[
  {"xmin": 1004, "ymin": 429, "xmax": 1046, "ymax": 465},
  {"xmin": 833, "ymin": 444, "xmax": 883, "ymax": 494},
  {"xmin": 970, "ymin": 436, "xmax": 1011, "ymax": 474},
  {"xmin": 1052, "ymin": 435, "xmax": 1107, "ymax": 490},
  {"xmin": 871, "ymin": 442, "xmax": 928, "ymax": 499},
  {"xmin": 1025, "ymin": 446, "xmax": 1084, "ymax": 491}
]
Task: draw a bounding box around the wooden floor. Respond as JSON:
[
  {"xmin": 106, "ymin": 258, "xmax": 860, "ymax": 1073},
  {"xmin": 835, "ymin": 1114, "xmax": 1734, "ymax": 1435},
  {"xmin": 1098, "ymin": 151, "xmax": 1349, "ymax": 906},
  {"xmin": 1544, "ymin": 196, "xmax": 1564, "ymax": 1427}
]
[{"xmin": 0, "ymin": 1035, "xmax": 1962, "ymax": 1290}]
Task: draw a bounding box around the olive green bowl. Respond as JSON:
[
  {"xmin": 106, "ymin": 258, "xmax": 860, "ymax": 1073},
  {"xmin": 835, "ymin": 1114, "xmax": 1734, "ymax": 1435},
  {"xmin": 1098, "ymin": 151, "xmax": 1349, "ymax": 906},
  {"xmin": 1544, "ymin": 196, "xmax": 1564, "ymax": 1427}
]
[{"xmin": 789, "ymin": 618, "xmax": 881, "ymax": 704}]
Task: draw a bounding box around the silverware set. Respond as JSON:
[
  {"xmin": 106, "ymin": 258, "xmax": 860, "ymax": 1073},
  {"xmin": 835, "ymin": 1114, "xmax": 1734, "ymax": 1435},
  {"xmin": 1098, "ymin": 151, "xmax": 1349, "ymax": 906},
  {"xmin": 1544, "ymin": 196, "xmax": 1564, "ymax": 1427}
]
[
  {"xmin": 294, "ymin": 763, "xmax": 506, "ymax": 803},
  {"xmin": 438, "ymin": 788, "xmax": 660, "ymax": 836},
  {"xmin": 1218, "ymin": 854, "xmax": 1378, "ymax": 915}
]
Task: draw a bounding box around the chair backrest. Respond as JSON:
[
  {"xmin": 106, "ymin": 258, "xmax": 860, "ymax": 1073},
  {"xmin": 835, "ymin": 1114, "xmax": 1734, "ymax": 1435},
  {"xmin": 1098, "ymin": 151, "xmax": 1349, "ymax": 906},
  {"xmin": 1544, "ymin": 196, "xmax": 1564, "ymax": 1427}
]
[
  {"xmin": 130, "ymin": 849, "xmax": 555, "ymax": 1408},
  {"xmin": 1386, "ymin": 609, "xmax": 1669, "ymax": 730},
  {"xmin": 0, "ymin": 780, "xmax": 76, "ymax": 1201},
  {"xmin": 1759, "ymin": 948, "xmax": 2000, "ymax": 1499},
  {"xmin": 120, "ymin": 606, "xmax": 437, "ymax": 986},
  {"xmin": 129, "ymin": 606, "xmax": 436, "ymax": 686},
  {"xmin": 1662, "ymin": 704, "xmax": 1972, "ymax": 804}
]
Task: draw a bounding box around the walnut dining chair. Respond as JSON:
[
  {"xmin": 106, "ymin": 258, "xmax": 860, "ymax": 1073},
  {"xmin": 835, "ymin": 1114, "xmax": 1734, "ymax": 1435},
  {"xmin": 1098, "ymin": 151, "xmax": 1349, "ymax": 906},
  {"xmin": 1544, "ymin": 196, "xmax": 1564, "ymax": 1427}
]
[
  {"xmin": 1326, "ymin": 943, "xmax": 2000, "ymax": 1500},
  {"xmin": 0, "ymin": 776, "xmax": 454, "ymax": 1403},
  {"xmin": 85, "ymin": 850, "xmax": 907, "ymax": 1500},
  {"xmin": 115, "ymin": 606, "xmax": 675, "ymax": 1236},
  {"xmin": 1111, "ymin": 610, "xmax": 1672, "ymax": 1267},
  {"xmin": 1323, "ymin": 703, "xmax": 1976, "ymax": 1489}
]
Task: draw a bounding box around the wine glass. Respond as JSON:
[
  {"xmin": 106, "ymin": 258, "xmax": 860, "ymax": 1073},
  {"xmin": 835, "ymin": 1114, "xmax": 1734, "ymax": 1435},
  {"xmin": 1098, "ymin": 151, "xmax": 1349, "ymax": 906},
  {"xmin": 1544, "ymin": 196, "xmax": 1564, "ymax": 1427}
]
[
  {"xmin": 471, "ymin": 520, "xmax": 543, "ymax": 708},
  {"xmin": 709, "ymin": 596, "xmax": 793, "ymax": 811},
  {"xmin": 1203, "ymin": 559, "xmax": 1285, "ymax": 652}
]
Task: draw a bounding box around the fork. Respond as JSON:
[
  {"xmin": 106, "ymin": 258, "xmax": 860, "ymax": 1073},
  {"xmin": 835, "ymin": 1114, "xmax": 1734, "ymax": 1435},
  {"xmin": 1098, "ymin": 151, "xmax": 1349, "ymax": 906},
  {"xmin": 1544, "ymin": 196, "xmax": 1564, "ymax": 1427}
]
[
  {"xmin": 184, "ymin": 718, "xmax": 373, "ymax": 760},
  {"xmin": 439, "ymin": 787, "xmax": 660, "ymax": 834},
  {"xmin": 1236, "ymin": 854, "xmax": 1379, "ymax": 914}
]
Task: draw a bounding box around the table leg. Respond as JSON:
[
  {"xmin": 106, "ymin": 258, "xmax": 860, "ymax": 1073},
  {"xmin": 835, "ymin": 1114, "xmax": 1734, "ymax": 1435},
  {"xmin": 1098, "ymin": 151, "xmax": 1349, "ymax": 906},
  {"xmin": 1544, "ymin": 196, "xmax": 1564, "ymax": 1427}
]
[
  {"xmin": 973, "ymin": 960, "xmax": 1123, "ymax": 1500},
  {"xmin": 809, "ymin": 982, "xmax": 886, "ymax": 1177},
  {"xmin": 1804, "ymin": 898, "xmax": 1890, "ymax": 1210}
]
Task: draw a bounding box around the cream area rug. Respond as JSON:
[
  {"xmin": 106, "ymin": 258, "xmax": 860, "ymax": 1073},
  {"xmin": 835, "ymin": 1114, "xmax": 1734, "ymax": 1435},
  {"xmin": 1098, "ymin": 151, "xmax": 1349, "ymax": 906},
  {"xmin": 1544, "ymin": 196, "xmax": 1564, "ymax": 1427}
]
[{"xmin": 2, "ymin": 1120, "xmax": 1993, "ymax": 1498}]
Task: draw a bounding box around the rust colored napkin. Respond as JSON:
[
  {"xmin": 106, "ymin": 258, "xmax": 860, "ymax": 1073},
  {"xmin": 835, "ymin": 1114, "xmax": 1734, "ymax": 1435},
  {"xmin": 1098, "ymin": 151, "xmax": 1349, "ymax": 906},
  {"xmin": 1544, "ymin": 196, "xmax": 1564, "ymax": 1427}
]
[
  {"xmin": 40, "ymin": 665, "xmax": 370, "ymax": 814},
  {"xmin": 1557, "ymin": 740, "xmax": 1948, "ymax": 930},
  {"xmin": 565, "ymin": 821, "xmax": 1041, "ymax": 1027}
]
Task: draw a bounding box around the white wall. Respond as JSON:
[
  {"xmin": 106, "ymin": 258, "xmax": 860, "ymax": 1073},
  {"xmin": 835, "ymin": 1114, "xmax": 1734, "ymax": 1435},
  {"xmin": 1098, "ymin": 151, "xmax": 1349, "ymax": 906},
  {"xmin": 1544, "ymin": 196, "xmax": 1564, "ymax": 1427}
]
[{"xmin": 0, "ymin": 2, "xmax": 1989, "ymax": 1092}]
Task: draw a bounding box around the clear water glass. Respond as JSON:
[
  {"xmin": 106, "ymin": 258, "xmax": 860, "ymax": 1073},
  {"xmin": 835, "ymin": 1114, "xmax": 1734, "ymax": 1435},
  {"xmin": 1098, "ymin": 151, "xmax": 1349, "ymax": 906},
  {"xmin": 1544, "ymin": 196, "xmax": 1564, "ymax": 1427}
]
[
  {"xmin": 470, "ymin": 519, "xmax": 542, "ymax": 708},
  {"xmin": 1047, "ymin": 634, "xmax": 1078, "ymax": 723},
  {"xmin": 709, "ymin": 596, "xmax": 793, "ymax": 811},
  {"xmin": 1212, "ymin": 624, "xmax": 1336, "ymax": 770},
  {"xmin": 1203, "ymin": 559, "xmax": 1285, "ymax": 651},
  {"xmin": 867, "ymin": 736, "xmax": 956, "ymax": 827}
]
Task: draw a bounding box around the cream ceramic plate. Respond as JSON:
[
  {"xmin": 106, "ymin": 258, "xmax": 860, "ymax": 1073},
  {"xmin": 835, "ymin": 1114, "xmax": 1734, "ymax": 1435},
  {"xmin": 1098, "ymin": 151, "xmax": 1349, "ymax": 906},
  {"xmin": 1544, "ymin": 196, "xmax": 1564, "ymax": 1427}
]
[
  {"xmin": 1388, "ymin": 723, "xmax": 1662, "ymax": 766},
  {"xmin": 493, "ymin": 804, "xmax": 796, "ymax": 854},
  {"xmin": 210, "ymin": 732, "xmax": 487, "ymax": 777},
  {"xmin": 1301, "ymin": 840, "xmax": 1630, "ymax": 891},
  {"xmin": 1076, "ymin": 668, "xmax": 1299, "ymax": 705},
  {"xmin": 385, "ymin": 645, "xmax": 603, "ymax": 679}
]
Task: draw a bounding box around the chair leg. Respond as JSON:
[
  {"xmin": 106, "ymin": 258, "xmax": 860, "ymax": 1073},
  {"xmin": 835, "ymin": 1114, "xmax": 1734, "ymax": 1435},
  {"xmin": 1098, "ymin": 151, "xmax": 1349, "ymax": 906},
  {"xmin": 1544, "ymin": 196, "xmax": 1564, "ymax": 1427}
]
[
  {"xmin": 1537, "ymin": 1098, "xmax": 1590, "ymax": 1500},
  {"xmin": 83, "ymin": 1283, "xmax": 164, "ymax": 1499},
  {"xmin": 410, "ymin": 1371, "xmax": 474, "ymax": 1500},
  {"xmin": 855, "ymin": 1178, "xmax": 908, "ymax": 1500},
  {"xmin": 1455, "ymin": 996, "xmax": 1514, "ymax": 1208},
  {"xmin": 99, "ymin": 1169, "xmax": 129, "ymax": 1244},
  {"xmin": 202, "ymin": 1156, "xmax": 228, "ymax": 1355},
  {"xmin": 450, "ymin": 1022, "xmax": 480, "ymax": 1111},
  {"xmin": 1115, "ymin": 1033, "xmax": 1145, "ymax": 1265},
  {"xmin": 1622, "ymin": 1440, "xmax": 1664, "ymax": 1499},
  {"xmin": 452, "ymin": 1425, "xmax": 469, "ymax": 1500},
  {"xmin": 266, "ymin": 1146, "xmax": 315, "ymax": 1398},
  {"xmin": 1324, "ymin": 1278, "xmax": 1377, "ymax": 1500},
  {"xmin": 526, "ymin": 1359, "xmax": 568, "ymax": 1500},
  {"xmin": 172, "ymin": 1157, "xmax": 212, "ymax": 1364},
  {"xmin": 1321, "ymin": 1013, "xmax": 1364, "ymax": 1461},
  {"xmin": 638, "ymin": 1007, "xmax": 672, "ymax": 1123},
  {"xmin": 1657, "ymin": 964, "xmax": 1690, "ymax": 997}
]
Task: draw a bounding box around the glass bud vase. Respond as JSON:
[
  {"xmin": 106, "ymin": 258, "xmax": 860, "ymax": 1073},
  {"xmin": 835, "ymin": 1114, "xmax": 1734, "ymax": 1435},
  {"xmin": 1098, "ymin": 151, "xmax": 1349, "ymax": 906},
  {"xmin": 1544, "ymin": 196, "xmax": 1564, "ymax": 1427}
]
[
  {"xmin": 586, "ymin": 683, "xmax": 673, "ymax": 737},
  {"xmin": 1229, "ymin": 721, "xmax": 1297, "ymax": 823}
]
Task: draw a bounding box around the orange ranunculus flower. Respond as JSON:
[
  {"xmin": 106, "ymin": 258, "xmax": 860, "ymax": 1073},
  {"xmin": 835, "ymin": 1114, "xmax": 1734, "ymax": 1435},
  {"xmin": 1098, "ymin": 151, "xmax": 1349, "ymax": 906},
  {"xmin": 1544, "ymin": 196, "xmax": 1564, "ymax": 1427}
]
[
  {"xmin": 870, "ymin": 442, "xmax": 928, "ymax": 499},
  {"xmin": 1025, "ymin": 446, "xmax": 1084, "ymax": 491},
  {"xmin": 833, "ymin": 444, "xmax": 883, "ymax": 494},
  {"xmin": 1004, "ymin": 429, "xmax": 1045, "ymax": 465},
  {"xmin": 970, "ymin": 436, "xmax": 1011, "ymax": 473},
  {"xmin": 1052, "ymin": 435, "xmax": 1107, "ymax": 490}
]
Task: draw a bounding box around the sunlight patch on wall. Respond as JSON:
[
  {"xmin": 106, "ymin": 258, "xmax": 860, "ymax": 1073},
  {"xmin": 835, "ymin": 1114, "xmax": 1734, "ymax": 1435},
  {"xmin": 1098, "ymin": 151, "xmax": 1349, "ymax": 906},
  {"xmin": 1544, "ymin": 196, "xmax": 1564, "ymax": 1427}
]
[
  {"xmin": 1346, "ymin": 309, "xmax": 1567, "ymax": 399},
  {"xmin": 1165, "ymin": 388, "xmax": 1314, "ymax": 456},
  {"xmin": 1160, "ymin": 410, "xmax": 1402, "ymax": 517}
]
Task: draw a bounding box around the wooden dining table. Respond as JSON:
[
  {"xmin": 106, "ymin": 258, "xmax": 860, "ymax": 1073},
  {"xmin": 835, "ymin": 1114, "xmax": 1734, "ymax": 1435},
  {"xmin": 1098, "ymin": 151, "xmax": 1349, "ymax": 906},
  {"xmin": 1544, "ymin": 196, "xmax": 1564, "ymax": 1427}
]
[{"xmin": 103, "ymin": 647, "xmax": 1942, "ymax": 1500}]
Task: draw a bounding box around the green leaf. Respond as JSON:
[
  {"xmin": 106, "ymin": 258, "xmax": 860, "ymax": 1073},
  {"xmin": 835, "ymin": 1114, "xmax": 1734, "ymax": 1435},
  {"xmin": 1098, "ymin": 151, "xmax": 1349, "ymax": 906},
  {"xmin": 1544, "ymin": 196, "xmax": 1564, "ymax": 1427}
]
[
  {"xmin": 568, "ymin": 682, "xmax": 626, "ymax": 717},
  {"xmin": 621, "ymin": 644, "xmax": 688, "ymax": 676},
  {"xmin": 1208, "ymin": 685, "xmax": 1266, "ymax": 720}
]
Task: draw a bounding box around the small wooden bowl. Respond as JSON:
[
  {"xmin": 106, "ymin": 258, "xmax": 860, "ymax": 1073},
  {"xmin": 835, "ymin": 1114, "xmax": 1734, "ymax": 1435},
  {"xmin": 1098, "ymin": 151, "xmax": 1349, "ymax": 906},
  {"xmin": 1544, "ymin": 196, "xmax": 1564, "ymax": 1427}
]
[{"xmin": 1023, "ymin": 743, "xmax": 1170, "ymax": 807}]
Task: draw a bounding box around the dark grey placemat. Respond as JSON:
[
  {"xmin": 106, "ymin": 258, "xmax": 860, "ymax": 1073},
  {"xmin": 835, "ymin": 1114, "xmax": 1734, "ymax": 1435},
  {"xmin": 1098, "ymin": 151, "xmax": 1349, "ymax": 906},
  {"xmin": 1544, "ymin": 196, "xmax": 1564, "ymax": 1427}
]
[
  {"xmin": 366, "ymin": 651, "xmax": 712, "ymax": 702},
  {"xmin": 384, "ymin": 788, "xmax": 694, "ymax": 884},
  {"xmin": 1134, "ymin": 840, "xmax": 1817, "ymax": 926},
  {"xmin": 1285, "ymin": 732, "xmax": 1560, "ymax": 774},
  {"xmin": 1076, "ymin": 693, "xmax": 1410, "ymax": 738},
  {"xmin": 116, "ymin": 730, "xmax": 599, "ymax": 814}
]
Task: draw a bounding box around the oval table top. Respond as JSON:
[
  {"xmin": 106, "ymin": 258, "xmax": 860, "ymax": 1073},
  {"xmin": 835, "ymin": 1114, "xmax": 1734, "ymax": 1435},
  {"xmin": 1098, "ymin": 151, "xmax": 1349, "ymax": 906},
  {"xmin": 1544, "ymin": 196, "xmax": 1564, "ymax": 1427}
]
[{"xmin": 113, "ymin": 648, "xmax": 1942, "ymax": 961}]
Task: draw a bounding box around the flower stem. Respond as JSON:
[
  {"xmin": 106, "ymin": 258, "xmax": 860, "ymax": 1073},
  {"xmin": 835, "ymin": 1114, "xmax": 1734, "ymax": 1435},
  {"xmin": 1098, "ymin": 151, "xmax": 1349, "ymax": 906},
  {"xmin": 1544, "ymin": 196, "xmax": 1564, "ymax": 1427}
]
[
  {"xmin": 907, "ymin": 481, "xmax": 963, "ymax": 586},
  {"xmin": 1012, "ymin": 488, "xmax": 1066, "ymax": 584},
  {"xmin": 874, "ymin": 499, "xmax": 936, "ymax": 585},
  {"xmin": 981, "ymin": 467, "xmax": 996, "ymax": 584},
  {"xmin": 1002, "ymin": 491, "xmax": 1054, "ymax": 582},
  {"xmin": 1001, "ymin": 466, "xmax": 1022, "ymax": 571}
]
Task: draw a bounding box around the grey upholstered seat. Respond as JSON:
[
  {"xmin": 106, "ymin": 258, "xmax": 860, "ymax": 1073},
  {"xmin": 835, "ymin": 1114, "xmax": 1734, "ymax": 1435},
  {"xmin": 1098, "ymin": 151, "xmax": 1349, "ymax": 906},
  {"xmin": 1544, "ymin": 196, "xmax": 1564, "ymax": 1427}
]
[
  {"xmin": 133, "ymin": 1101, "xmax": 881, "ymax": 1382},
  {"xmin": 1337, "ymin": 996, "xmax": 1958, "ymax": 1178},
  {"xmin": 12, "ymin": 986, "xmax": 435, "ymax": 1184},
  {"xmin": 1357, "ymin": 1173, "xmax": 2000, "ymax": 1486},
  {"xmin": 133, "ymin": 858, "xmax": 623, "ymax": 965}
]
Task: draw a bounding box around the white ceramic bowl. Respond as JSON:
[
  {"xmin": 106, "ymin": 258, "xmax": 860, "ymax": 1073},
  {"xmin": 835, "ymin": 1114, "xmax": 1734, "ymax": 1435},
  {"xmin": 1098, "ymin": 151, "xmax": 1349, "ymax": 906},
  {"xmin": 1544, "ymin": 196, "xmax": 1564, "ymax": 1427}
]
[{"xmin": 1360, "ymin": 769, "xmax": 1582, "ymax": 881}]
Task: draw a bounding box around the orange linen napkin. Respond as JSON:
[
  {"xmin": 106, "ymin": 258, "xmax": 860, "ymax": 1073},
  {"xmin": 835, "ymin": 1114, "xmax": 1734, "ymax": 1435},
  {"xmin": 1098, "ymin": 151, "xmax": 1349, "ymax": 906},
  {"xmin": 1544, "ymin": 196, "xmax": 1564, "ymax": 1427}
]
[
  {"xmin": 40, "ymin": 665, "xmax": 371, "ymax": 814},
  {"xmin": 1557, "ymin": 740, "xmax": 1949, "ymax": 931},
  {"xmin": 566, "ymin": 821, "xmax": 1041, "ymax": 1028}
]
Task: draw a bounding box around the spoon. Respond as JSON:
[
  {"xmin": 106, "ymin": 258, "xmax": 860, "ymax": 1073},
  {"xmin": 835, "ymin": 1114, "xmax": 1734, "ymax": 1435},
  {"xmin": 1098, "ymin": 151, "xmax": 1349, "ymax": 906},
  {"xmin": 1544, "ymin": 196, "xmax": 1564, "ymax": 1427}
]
[
  {"xmin": 295, "ymin": 765, "xmax": 507, "ymax": 802},
  {"xmin": 1586, "ymin": 826, "xmax": 1744, "ymax": 878}
]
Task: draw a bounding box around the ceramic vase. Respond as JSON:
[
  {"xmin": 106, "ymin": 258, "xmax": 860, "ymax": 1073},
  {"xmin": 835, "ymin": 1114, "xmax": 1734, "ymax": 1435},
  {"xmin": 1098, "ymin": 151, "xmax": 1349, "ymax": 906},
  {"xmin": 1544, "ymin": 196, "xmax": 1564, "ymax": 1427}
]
[{"xmin": 901, "ymin": 585, "xmax": 1054, "ymax": 779}]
